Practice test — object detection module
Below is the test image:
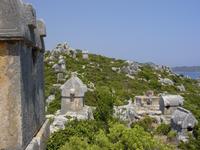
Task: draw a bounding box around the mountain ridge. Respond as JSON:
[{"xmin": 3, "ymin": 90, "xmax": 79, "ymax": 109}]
[{"xmin": 172, "ymin": 66, "xmax": 200, "ymax": 72}]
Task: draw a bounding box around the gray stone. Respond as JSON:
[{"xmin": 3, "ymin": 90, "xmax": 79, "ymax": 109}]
[
  {"xmin": 26, "ymin": 120, "xmax": 50, "ymax": 150},
  {"xmin": 50, "ymin": 106, "xmax": 93, "ymax": 133},
  {"xmin": 37, "ymin": 20, "xmax": 46, "ymax": 37},
  {"xmin": 177, "ymin": 84, "xmax": 186, "ymax": 92},
  {"xmin": 171, "ymin": 107, "xmax": 198, "ymax": 142},
  {"xmin": 46, "ymin": 95, "xmax": 55, "ymax": 105},
  {"xmin": 114, "ymin": 100, "xmax": 139, "ymax": 122},
  {"xmin": 51, "ymin": 115, "xmax": 68, "ymax": 133},
  {"xmin": 159, "ymin": 95, "xmax": 184, "ymax": 116},
  {"xmin": 159, "ymin": 78, "xmax": 174, "ymax": 86},
  {"xmin": 57, "ymin": 72, "xmax": 65, "ymax": 83},
  {"xmin": 60, "ymin": 73, "xmax": 87, "ymax": 114},
  {"xmin": 121, "ymin": 61, "xmax": 141, "ymax": 75},
  {"xmin": 24, "ymin": 3, "xmax": 37, "ymax": 28},
  {"xmin": 82, "ymin": 50, "xmax": 89, "ymax": 59},
  {"xmin": 0, "ymin": 1, "xmax": 49, "ymax": 149},
  {"xmin": 25, "ymin": 139, "xmax": 39, "ymax": 150}
]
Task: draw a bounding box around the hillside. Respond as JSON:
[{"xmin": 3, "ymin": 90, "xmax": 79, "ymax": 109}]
[{"xmin": 44, "ymin": 46, "xmax": 200, "ymax": 150}]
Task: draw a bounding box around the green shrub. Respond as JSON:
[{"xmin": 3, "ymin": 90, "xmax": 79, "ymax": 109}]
[
  {"xmin": 156, "ymin": 123, "xmax": 171, "ymax": 135},
  {"xmin": 131, "ymin": 116, "xmax": 156, "ymax": 132},
  {"xmin": 94, "ymin": 86, "xmax": 114, "ymax": 123},
  {"xmin": 167, "ymin": 130, "xmax": 177, "ymax": 141},
  {"xmin": 46, "ymin": 89, "xmax": 61, "ymax": 114}
]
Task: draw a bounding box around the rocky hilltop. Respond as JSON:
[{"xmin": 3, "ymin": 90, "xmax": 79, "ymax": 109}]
[{"xmin": 45, "ymin": 43, "xmax": 200, "ymax": 150}]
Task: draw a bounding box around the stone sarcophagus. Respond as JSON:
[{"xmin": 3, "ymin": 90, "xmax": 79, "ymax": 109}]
[
  {"xmin": 0, "ymin": 1, "xmax": 49, "ymax": 150},
  {"xmin": 60, "ymin": 73, "xmax": 87, "ymax": 114}
]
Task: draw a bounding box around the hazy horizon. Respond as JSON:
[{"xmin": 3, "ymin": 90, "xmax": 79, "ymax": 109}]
[{"xmin": 25, "ymin": 0, "xmax": 200, "ymax": 67}]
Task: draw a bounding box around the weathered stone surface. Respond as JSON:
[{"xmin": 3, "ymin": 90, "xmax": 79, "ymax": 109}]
[
  {"xmin": 159, "ymin": 94, "xmax": 184, "ymax": 123},
  {"xmin": 25, "ymin": 120, "xmax": 50, "ymax": 150},
  {"xmin": 0, "ymin": 42, "xmax": 22, "ymax": 150},
  {"xmin": 121, "ymin": 61, "xmax": 141, "ymax": 75},
  {"xmin": 177, "ymin": 84, "xmax": 186, "ymax": 92},
  {"xmin": 0, "ymin": 0, "xmax": 25, "ymax": 38},
  {"xmin": 82, "ymin": 50, "xmax": 89, "ymax": 60},
  {"xmin": 114, "ymin": 100, "xmax": 139, "ymax": 123},
  {"xmin": 49, "ymin": 106, "xmax": 94, "ymax": 133},
  {"xmin": 0, "ymin": 0, "xmax": 48, "ymax": 149},
  {"xmin": 24, "ymin": 3, "xmax": 37, "ymax": 28},
  {"xmin": 171, "ymin": 107, "xmax": 198, "ymax": 142},
  {"xmin": 159, "ymin": 78, "xmax": 174, "ymax": 86},
  {"xmin": 60, "ymin": 73, "xmax": 87, "ymax": 114},
  {"xmin": 25, "ymin": 139, "xmax": 39, "ymax": 150},
  {"xmin": 46, "ymin": 95, "xmax": 55, "ymax": 105}
]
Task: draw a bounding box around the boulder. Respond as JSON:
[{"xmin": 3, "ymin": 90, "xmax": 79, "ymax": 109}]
[
  {"xmin": 177, "ymin": 84, "xmax": 186, "ymax": 92},
  {"xmin": 114, "ymin": 100, "xmax": 139, "ymax": 122},
  {"xmin": 46, "ymin": 95, "xmax": 55, "ymax": 105},
  {"xmin": 121, "ymin": 61, "xmax": 141, "ymax": 75},
  {"xmin": 50, "ymin": 115, "xmax": 68, "ymax": 133},
  {"xmin": 159, "ymin": 78, "xmax": 174, "ymax": 86}
]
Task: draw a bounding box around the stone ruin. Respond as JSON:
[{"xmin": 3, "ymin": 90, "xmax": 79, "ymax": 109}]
[
  {"xmin": 82, "ymin": 50, "xmax": 89, "ymax": 60},
  {"xmin": 52, "ymin": 55, "xmax": 66, "ymax": 83},
  {"xmin": 159, "ymin": 95, "xmax": 184, "ymax": 115},
  {"xmin": 171, "ymin": 107, "xmax": 198, "ymax": 142},
  {"xmin": 60, "ymin": 73, "xmax": 88, "ymax": 114},
  {"xmin": 134, "ymin": 91, "xmax": 161, "ymax": 116},
  {"xmin": 0, "ymin": 1, "xmax": 49, "ymax": 150},
  {"xmin": 48, "ymin": 73, "xmax": 93, "ymax": 133}
]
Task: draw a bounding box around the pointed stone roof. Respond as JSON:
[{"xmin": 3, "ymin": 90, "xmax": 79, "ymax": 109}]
[
  {"xmin": 61, "ymin": 73, "xmax": 87, "ymax": 97},
  {"xmin": 171, "ymin": 107, "xmax": 197, "ymax": 129}
]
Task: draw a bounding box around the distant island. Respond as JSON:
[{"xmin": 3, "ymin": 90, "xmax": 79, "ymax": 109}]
[{"xmin": 172, "ymin": 66, "xmax": 200, "ymax": 72}]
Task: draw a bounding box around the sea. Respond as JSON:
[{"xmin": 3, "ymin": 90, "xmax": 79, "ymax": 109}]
[{"xmin": 174, "ymin": 71, "xmax": 200, "ymax": 80}]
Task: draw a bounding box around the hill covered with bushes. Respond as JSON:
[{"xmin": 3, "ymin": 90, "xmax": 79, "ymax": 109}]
[{"xmin": 44, "ymin": 48, "xmax": 200, "ymax": 150}]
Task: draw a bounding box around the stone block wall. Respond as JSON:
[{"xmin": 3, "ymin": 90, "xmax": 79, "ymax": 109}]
[{"xmin": 0, "ymin": 0, "xmax": 49, "ymax": 149}]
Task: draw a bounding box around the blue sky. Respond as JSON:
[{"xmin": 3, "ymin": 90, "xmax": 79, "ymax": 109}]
[{"xmin": 25, "ymin": 0, "xmax": 200, "ymax": 67}]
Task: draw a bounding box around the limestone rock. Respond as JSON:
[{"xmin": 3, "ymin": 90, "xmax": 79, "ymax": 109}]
[
  {"xmin": 159, "ymin": 78, "xmax": 174, "ymax": 86},
  {"xmin": 177, "ymin": 84, "xmax": 186, "ymax": 92},
  {"xmin": 114, "ymin": 100, "xmax": 139, "ymax": 122},
  {"xmin": 50, "ymin": 106, "xmax": 93, "ymax": 133},
  {"xmin": 46, "ymin": 95, "xmax": 55, "ymax": 105},
  {"xmin": 111, "ymin": 67, "xmax": 120, "ymax": 73},
  {"xmin": 51, "ymin": 115, "xmax": 68, "ymax": 133},
  {"xmin": 121, "ymin": 61, "xmax": 141, "ymax": 75}
]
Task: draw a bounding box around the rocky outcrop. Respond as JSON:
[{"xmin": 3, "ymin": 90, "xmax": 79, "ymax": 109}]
[
  {"xmin": 159, "ymin": 78, "xmax": 174, "ymax": 86},
  {"xmin": 48, "ymin": 106, "xmax": 94, "ymax": 133},
  {"xmin": 114, "ymin": 101, "xmax": 139, "ymax": 123},
  {"xmin": 177, "ymin": 84, "xmax": 186, "ymax": 92},
  {"xmin": 121, "ymin": 61, "xmax": 141, "ymax": 75}
]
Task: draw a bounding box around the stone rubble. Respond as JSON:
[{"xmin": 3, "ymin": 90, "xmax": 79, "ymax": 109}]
[{"xmin": 48, "ymin": 106, "xmax": 94, "ymax": 133}]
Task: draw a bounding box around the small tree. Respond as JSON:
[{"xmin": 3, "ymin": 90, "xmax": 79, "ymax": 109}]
[{"xmin": 94, "ymin": 86, "xmax": 114, "ymax": 123}]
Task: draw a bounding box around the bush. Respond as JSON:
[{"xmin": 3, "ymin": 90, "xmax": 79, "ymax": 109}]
[
  {"xmin": 94, "ymin": 86, "xmax": 114, "ymax": 123},
  {"xmin": 48, "ymin": 121, "xmax": 174, "ymax": 150},
  {"xmin": 131, "ymin": 116, "xmax": 156, "ymax": 132},
  {"xmin": 46, "ymin": 89, "xmax": 61, "ymax": 114},
  {"xmin": 84, "ymin": 91, "xmax": 97, "ymax": 106},
  {"xmin": 156, "ymin": 123, "xmax": 171, "ymax": 135},
  {"xmin": 167, "ymin": 130, "xmax": 177, "ymax": 141}
]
